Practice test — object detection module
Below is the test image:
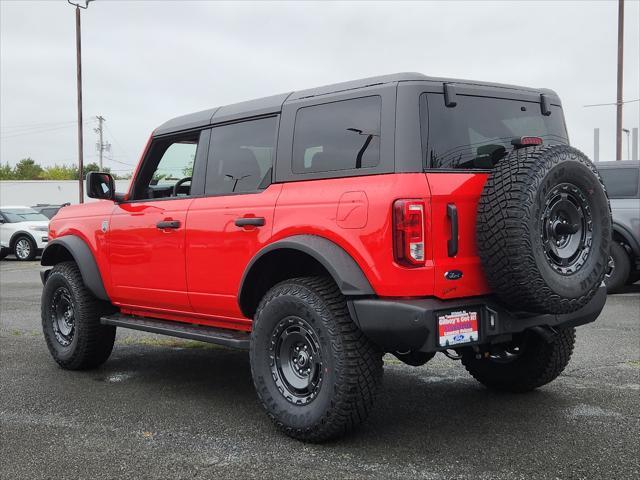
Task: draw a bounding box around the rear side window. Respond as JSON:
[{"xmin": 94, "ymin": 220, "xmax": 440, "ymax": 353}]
[
  {"xmin": 292, "ymin": 96, "xmax": 381, "ymax": 174},
  {"xmin": 422, "ymin": 93, "xmax": 569, "ymax": 170},
  {"xmin": 205, "ymin": 116, "xmax": 277, "ymax": 195},
  {"xmin": 598, "ymin": 167, "xmax": 639, "ymax": 198}
]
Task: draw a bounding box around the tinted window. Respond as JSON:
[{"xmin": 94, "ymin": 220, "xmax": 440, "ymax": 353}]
[
  {"xmin": 292, "ymin": 96, "xmax": 381, "ymax": 174},
  {"xmin": 423, "ymin": 94, "xmax": 568, "ymax": 170},
  {"xmin": 205, "ymin": 116, "xmax": 277, "ymax": 195},
  {"xmin": 599, "ymin": 167, "xmax": 639, "ymax": 198}
]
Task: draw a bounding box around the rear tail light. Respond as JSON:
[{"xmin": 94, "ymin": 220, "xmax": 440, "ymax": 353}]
[{"xmin": 393, "ymin": 199, "xmax": 426, "ymax": 267}]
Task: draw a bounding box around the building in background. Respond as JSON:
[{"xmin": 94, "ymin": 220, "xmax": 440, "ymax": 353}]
[{"xmin": 0, "ymin": 180, "xmax": 130, "ymax": 206}]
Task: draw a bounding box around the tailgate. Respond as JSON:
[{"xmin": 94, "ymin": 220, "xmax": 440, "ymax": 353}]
[{"xmin": 426, "ymin": 172, "xmax": 491, "ymax": 299}]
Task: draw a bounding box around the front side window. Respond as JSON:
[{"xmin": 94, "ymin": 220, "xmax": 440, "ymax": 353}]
[
  {"xmin": 598, "ymin": 167, "xmax": 640, "ymax": 198},
  {"xmin": 205, "ymin": 116, "xmax": 277, "ymax": 196},
  {"xmin": 423, "ymin": 93, "xmax": 569, "ymax": 170},
  {"xmin": 0, "ymin": 208, "xmax": 48, "ymax": 223},
  {"xmin": 292, "ymin": 96, "xmax": 381, "ymax": 174},
  {"xmin": 133, "ymin": 131, "xmax": 201, "ymax": 200}
]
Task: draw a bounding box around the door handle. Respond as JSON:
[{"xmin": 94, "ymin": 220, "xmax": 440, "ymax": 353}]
[
  {"xmin": 447, "ymin": 203, "xmax": 458, "ymax": 257},
  {"xmin": 235, "ymin": 217, "xmax": 265, "ymax": 227},
  {"xmin": 156, "ymin": 220, "xmax": 181, "ymax": 229}
]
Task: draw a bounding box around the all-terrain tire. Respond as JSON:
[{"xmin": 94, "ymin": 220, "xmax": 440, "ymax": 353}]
[
  {"xmin": 41, "ymin": 261, "xmax": 116, "ymax": 370},
  {"xmin": 462, "ymin": 327, "xmax": 576, "ymax": 392},
  {"xmin": 605, "ymin": 242, "xmax": 631, "ymax": 293},
  {"xmin": 250, "ymin": 276, "xmax": 383, "ymax": 442},
  {"xmin": 477, "ymin": 145, "xmax": 611, "ymax": 314}
]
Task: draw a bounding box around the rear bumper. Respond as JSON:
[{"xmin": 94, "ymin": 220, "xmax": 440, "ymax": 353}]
[{"xmin": 348, "ymin": 285, "xmax": 607, "ymax": 353}]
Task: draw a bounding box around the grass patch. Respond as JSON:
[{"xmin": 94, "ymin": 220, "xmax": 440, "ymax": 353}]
[
  {"xmin": 118, "ymin": 336, "xmax": 220, "ymax": 350},
  {"xmin": 626, "ymin": 360, "xmax": 640, "ymax": 368}
]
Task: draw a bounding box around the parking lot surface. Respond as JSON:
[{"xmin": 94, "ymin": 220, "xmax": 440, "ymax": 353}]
[{"xmin": 1, "ymin": 259, "xmax": 639, "ymax": 480}]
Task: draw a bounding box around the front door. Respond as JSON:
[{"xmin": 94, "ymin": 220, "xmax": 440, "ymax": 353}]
[
  {"xmin": 186, "ymin": 116, "xmax": 280, "ymax": 324},
  {"xmin": 108, "ymin": 129, "xmax": 209, "ymax": 312}
]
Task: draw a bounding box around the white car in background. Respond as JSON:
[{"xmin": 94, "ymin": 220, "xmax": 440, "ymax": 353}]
[{"xmin": 0, "ymin": 206, "xmax": 50, "ymax": 261}]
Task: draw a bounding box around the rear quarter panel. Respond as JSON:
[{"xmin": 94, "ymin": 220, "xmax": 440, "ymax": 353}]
[{"xmin": 273, "ymin": 173, "xmax": 436, "ymax": 297}]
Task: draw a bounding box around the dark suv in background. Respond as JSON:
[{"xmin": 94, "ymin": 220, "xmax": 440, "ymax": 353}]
[
  {"xmin": 31, "ymin": 203, "xmax": 70, "ymax": 220},
  {"xmin": 598, "ymin": 161, "xmax": 640, "ymax": 293}
]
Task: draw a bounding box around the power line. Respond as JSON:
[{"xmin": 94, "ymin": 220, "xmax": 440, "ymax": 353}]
[
  {"xmin": 584, "ymin": 98, "xmax": 640, "ymax": 108},
  {"xmin": 0, "ymin": 120, "xmax": 77, "ymax": 132},
  {"xmin": 0, "ymin": 121, "xmax": 92, "ymax": 139}
]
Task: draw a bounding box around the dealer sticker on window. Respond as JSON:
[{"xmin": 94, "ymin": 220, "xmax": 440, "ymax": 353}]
[{"xmin": 438, "ymin": 309, "xmax": 479, "ymax": 347}]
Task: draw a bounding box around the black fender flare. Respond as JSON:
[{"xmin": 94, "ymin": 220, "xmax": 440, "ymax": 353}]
[
  {"xmin": 40, "ymin": 235, "xmax": 109, "ymax": 301},
  {"xmin": 238, "ymin": 235, "xmax": 374, "ymax": 315},
  {"xmin": 612, "ymin": 221, "xmax": 640, "ymax": 257}
]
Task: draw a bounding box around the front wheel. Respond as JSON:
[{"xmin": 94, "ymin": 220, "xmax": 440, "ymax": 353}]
[
  {"xmin": 13, "ymin": 235, "xmax": 36, "ymax": 261},
  {"xmin": 250, "ymin": 277, "xmax": 383, "ymax": 442},
  {"xmin": 462, "ymin": 327, "xmax": 576, "ymax": 392},
  {"xmin": 41, "ymin": 261, "xmax": 116, "ymax": 370}
]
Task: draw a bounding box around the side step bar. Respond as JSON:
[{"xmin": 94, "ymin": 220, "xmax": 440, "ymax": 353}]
[{"xmin": 101, "ymin": 313, "xmax": 250, "ymax": 350}]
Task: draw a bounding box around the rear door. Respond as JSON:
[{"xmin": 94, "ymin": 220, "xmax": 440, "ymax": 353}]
[
  {"xmin": 108, "ymin": 129, "xmax": 209, "ymax": 311},
  {"xmin": 186, "ymin": 116, "xmax": 281, "ymax": 324},
  {"xmin": 421, "ymin": 91, "xmax": 569, "ymax": 299}
]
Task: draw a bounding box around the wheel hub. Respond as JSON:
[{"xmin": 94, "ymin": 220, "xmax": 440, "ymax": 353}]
[
  {"xmin": 50, "ymin": 287, "xmax": 75, "ymax": 346},
  {"xmin": 269, "ymin": 316, "xmax": 323, "ymax": 405},
  {"xmin": 15, "ymin": 239, "xmax": 31, "ymax": 259},
  {"xmin": 540, "ymin": 183, "xmax": 593, "ymax": 275}
]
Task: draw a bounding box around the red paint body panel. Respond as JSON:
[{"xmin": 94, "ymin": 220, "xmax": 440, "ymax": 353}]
[
  {"xmin": 273, "ymin": 173, "xmax": 436, "ymax": 297},
  {"xmin": 47, "ymin": 171, "xmax": 492, "ymax": 331},
  {"xmin": 425, "ymin": 173, "xmax": 491, "ymax": 299},
  {"xmin": 109, "ymin": 199, "xmax": 193, "ymax": 311},
  {"xmin": 185, "ymin": 184, "xmax": 282, "ymax": 320},
  {"xmin": 48, "ymin": 200, "xmax": 116, "ymax": 299}
]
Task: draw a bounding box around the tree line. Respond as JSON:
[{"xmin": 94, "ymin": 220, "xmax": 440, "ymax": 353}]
[{"xmin": 0, "ymin": 158, "xmax": 131, "ymax": 180}]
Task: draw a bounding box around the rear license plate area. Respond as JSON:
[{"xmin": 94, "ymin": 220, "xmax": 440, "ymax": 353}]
[{"xmin": 437, "ymin": 308, "xmax": 480, "ymax": 348}]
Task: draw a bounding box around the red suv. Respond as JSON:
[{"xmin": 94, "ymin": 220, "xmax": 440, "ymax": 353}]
[{"xmin": 40, "ymin": 73, "xmax": 611, "ymax": 441}]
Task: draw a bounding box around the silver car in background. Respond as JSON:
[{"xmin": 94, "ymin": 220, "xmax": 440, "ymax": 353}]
[{"xmin": 597, "ymin": 161, "xmax": 640, "ymax": 292}]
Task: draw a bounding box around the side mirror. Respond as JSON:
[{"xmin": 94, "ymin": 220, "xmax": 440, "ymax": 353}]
[{"xmin": 86, "ymin": 172, "xmax": 115, "ymax": 200}]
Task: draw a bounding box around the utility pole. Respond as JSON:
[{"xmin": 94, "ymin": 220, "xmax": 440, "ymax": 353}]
[
  {"xmin": 68, "ymin": 0, "xmax": 92, "ymax": 203},
  {"xmin": 94, "ymin": 115, "xmax": 110, "ymax": 170},
  {"xmin": 616, "ymin": 0, "xmax": 624, "ymax": 161}
]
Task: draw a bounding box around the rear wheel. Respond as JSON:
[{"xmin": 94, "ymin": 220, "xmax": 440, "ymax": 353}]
[
  {"xmin": 250, "ymin": 277, "xmax": 383, "ymax": 442},
  {"xmin": 41, "ymin": 261, "xmax": 116, "ymax": 370},
  {"xmin": 605, "ymin": 242, "xmax": 631, "ymax": 293},
  {"xmin": 462, "ymin": 327, "xmax": 576, "ymax": 392},
  {"xmin": 13, "ymin": 235, "xmax": 36, "ymax": 261}
]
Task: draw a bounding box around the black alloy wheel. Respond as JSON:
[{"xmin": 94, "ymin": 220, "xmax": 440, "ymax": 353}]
[
  {"xmin": 50, "ymin": 286, "xmax": 76, "ymax": 347},
  {"xmin": 270, "ymin": 316, "xmax": 323, "ymax": 405},
  {"xmin": 541, "ymin": 182, "xmax": 594, "ymax": 276}
]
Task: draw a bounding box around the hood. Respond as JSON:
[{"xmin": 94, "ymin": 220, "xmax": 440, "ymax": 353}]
[{"xmin": 16, "ymin": 220, "xmax": 49, "ymax": 229}]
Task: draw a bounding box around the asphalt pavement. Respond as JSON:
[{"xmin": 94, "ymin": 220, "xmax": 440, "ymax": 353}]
[{"xmin": 1, "ymin": 259, "xmax": 639, "ymax": 480}]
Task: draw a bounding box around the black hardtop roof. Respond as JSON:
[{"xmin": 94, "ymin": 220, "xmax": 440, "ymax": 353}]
[{"xmin": 154, "ymin": 72, "xmax": 559, "ymax": 136}]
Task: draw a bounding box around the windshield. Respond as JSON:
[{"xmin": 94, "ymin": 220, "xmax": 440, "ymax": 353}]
[
  {"xmin": 1, "ymin": 208, "xmax": 49, "ymax": 223},
  {"xmin": 422, "ymin": 93, "xmax": 569, "ymax": 170}
]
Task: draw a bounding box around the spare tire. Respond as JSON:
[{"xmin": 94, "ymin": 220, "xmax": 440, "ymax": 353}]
[{"xmin": 477, "ymin": 145, "xmax": 611, "ymax": 314}]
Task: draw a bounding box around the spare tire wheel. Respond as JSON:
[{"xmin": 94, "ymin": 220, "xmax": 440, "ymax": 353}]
[{"xmin": 477, "ymin": 145, "xmax": 611, "ymax": 314}]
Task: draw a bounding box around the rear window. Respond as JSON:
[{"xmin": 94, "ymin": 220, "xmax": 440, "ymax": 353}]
[
  {"xmin": 292, "ymin": 96, "xmax": 381, "ymax": 174},
  {"xmin": 422, "ymin": 93, "xmax": 568, "ymax": 170},
  {"xmin": 598, "ymin": 167, "xmax": 639, "ymax": 198}
]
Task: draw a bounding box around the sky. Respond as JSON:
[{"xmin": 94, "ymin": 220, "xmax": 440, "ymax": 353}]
[{"xmin": 1, "ymin": 0, "xmax": 639, "ymax": 174}]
